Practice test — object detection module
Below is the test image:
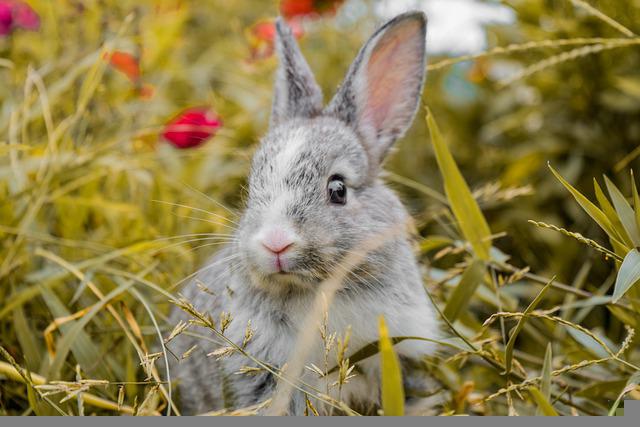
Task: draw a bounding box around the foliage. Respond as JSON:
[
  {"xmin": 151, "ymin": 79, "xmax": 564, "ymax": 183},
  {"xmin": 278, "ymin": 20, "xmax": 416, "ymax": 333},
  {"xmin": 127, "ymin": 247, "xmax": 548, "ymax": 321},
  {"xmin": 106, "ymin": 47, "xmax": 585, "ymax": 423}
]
[
  {"xmin": 378, "ymin": 316, "xmax": 404, "ymax": 416},
  {"xmin": 1, "ymin": 0, "xmax": 640, "ymax": 417}
]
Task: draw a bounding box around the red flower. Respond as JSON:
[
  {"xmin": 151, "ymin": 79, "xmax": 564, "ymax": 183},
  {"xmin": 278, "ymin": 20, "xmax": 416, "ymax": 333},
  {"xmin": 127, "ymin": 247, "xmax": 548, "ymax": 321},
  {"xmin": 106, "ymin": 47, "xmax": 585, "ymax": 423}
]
[
  {"xmin": 105, "ymin": 51, "xmax": 141, "ymax": 82},
  {"xmin": 252, "ymin": 20, "xmax": 277, "ymax": 42},
  {"xmin": 0, "ymin": 0, "xmax": 40, "ymax": 36},
  {"xmin": 0, "ymin": 3, "xmax": 11, "ymax": 36},
  {"xmin": 11, "ymin": 0, "xmax": 38, "ymax": 30},
  {"xmin": 247, "ymin": 18, "xmax": 303, "ymax": 60},
  {"xmin": 280, "ymin": 0, "xmax": 344, "ymax": 19},
  {"xmin": 162, "ymin": 108, "xmax": 222, "ymax": 149}
]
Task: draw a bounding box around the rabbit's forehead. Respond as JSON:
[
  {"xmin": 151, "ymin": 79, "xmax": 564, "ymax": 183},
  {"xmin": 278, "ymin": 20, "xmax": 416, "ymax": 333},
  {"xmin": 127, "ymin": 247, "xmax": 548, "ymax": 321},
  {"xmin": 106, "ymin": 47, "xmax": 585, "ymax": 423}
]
[{"xmin": 252, "ymin": 119, "xmax": 368, "ymax": 191}]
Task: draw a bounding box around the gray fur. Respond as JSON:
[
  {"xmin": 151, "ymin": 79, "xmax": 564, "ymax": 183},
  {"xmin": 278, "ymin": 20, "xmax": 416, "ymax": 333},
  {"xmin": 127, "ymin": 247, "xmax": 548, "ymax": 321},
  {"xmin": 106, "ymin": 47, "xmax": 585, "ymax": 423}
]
[
  {"xmin": 169, "ymin": 11, "xmax": 440, "ymax": 415},
  {"xmin": 270, "ymin": 18, "xmax": 323, "ymax": 127}
]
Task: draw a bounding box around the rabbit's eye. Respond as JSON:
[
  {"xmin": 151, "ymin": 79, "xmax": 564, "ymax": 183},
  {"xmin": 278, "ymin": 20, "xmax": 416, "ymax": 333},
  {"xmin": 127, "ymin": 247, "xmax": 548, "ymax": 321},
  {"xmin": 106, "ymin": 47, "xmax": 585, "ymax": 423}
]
[{"xmin": 327, "ymin": 175, "xmax": 347, "ymax": 205}]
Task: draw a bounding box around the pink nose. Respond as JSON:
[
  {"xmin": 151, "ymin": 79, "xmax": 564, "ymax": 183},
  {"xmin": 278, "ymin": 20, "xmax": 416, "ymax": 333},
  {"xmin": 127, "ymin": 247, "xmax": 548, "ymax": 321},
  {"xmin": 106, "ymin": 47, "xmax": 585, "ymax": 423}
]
[{"xmin": 261, "ymin": 228, "xmax": 294, "ymax": 254}]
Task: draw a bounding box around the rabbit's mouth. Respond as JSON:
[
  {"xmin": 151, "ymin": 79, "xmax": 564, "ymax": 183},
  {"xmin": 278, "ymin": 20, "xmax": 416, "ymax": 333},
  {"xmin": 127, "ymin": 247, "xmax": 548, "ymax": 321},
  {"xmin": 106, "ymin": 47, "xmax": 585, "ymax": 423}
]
[
  {"xmin": 247, "ymin": 267, "xmax": 322, "ymax": 291},
  {"xmin": 274, "ymin": 253, "xmax": 287, "ymax": 273},
  {"xmin": 240, "ymin": 226, "xmax": 337, "ymax": 289},
  {"xmin": 246, "ymin": 249, "xmax": 334, "ymax": 290}
]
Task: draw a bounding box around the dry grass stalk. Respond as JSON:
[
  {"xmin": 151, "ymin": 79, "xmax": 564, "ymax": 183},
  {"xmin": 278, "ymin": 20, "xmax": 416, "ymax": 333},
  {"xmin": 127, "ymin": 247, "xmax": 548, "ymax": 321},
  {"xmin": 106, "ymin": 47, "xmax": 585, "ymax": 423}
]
[{"xmin": 266, "ymin": 221, "xmax": 410, "ymax": 415}]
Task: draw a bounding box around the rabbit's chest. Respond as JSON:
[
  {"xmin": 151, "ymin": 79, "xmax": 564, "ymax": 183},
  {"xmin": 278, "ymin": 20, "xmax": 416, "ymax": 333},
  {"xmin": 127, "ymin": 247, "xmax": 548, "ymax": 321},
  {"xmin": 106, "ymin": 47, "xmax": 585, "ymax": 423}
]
[
  {"xmin": 225, "ymin": 300, "xmax": 381, "ymax": 413},
  {"xmin": 227, "ymin": 292, "xmax": 383, "ymax": 368}
]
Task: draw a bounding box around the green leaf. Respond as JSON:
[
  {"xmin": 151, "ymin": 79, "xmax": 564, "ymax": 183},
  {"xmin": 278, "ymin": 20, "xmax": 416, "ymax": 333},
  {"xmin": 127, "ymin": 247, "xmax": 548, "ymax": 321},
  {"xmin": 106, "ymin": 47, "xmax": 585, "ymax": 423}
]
[
  {"xmin": 504, "ymin": 278, "xmax": 554, "ymax": 375},
  {"xmin": 536, "ymin": 343, "xmax": 553, "ymax": 416},
  {"xmin": 566, "ymin": 327, "xmax": 611, "ymax": 359},
  {"xmin": 12, "ymin": 304, "xmax": 42, "ymax": 373},
  {"xmin": 420, "ymin": 235, "xmax": 453, "ymax": 253},
  {"xmin": 529, "ymin": 387, "xmax": 558, "ymax": 416},
  {"xmin": 47, "ymin": 279, "xmax": 133, "ymax": 380},
  {"xmin": 550, "ymin": 165, "xmax": 623, "ymax": 248},
  {"xmin": 631, "ymin": 171, "xmax": 640, "ymax": 239},
  {"xmin": 443, "ymin": 259, "xmax": 486, "ymax": 322},
  {"xmin": 609, "ymin": 372, "xmax": 640, "ymax": 416},
  {"xmin": 39, "ymin": 285, "xmax": 112, "ymax": 381},
  {"xmin": 427, "ymin": 109, "xmax": 491, "ymax": 260},
  {"xmin": 0, "ymin": 242, "xmax": 161, "ymax": 320},
  {"xmin": 607, "ymin": 304, "xmax": 639, "ymax": 326},
  {"xmin": 604, "ymin": 175, "xmax": 640, "ymax": 246},
  {"xmin": 613, "ymin": 248, "xmax": 640, "ymax": 303},
  {"xmin": 378, "ymin": 316, "xmax": 404, "ymax": 416},
  {"xmin": 594, "ymin": 178, "xmax": 632, "ymax": 247},
  {"xmin": 328, "ymin": 336, "xmax": 473, "ymax": 375}
]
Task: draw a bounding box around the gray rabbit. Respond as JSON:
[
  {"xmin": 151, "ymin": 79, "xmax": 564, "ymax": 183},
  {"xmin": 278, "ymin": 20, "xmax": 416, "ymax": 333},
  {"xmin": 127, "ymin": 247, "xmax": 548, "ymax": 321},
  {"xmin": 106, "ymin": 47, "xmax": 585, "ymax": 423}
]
[{"xmin": 169, "ymin": 11, "xmax": 441, "ymax": 415}]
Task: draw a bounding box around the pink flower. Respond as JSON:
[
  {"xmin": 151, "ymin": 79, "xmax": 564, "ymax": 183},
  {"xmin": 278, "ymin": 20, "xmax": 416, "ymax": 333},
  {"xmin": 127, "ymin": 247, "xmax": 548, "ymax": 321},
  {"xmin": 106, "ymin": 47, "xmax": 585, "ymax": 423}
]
[
  {"xmin": 0, "ymin": 3, "xmax": 13, "ymax": 36},
  {"xmin": 162, "ymin": 108, "xmax": 222, "ymax": 149},
  {"xmin": 11, "ymin": 1, "xmax": 38, "ymax": 30},
  {"xmin": 0, "ymin": 0, "xmax": 39, "ymax": 37}
]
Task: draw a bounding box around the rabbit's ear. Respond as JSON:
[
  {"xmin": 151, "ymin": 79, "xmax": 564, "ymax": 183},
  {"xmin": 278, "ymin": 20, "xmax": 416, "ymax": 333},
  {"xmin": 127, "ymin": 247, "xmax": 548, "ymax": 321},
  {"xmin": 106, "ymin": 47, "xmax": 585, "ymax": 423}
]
[
  {"xmin": 325, "ymin": 12, "xmax": 427, "ymax": 166},
  {"xmin": 271, "ymin": 18, "xmax": 323, "ymax": 127}
]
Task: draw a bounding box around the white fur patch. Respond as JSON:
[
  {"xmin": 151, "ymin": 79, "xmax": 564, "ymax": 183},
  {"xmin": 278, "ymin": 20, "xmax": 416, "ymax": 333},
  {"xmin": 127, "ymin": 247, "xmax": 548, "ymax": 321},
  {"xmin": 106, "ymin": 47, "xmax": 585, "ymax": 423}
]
[{"xmin": 273, "ymin": 126, "xmax": 309, "ymax": 179}]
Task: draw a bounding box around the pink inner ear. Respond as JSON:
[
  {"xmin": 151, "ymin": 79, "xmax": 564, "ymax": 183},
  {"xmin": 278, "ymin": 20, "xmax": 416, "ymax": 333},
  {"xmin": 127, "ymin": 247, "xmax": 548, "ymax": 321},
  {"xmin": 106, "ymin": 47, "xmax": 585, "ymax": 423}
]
[{"xmin": 363, "ymin": 19, "xmax": 424, "ymax": 133}]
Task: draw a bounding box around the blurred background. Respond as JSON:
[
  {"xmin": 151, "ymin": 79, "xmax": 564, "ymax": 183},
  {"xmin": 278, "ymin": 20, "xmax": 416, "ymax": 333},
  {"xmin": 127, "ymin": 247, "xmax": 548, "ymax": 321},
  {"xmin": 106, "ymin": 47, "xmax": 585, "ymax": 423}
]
[{"xmin": 2, "ymin": 0, "xmax": 640, "ymax": 416}]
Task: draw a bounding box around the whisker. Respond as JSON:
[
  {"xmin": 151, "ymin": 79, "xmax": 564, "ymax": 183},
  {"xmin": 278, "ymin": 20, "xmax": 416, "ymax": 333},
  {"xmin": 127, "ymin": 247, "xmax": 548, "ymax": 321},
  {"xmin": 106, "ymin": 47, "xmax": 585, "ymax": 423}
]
[
  {"xmin": 329, "ymin": 261, "xmax": 380, "ymax": 295},
  {"xmin": 180, "ymin": 181, "xmax": 239, "ymax": 218},
  {"xmin": 169, "ymin": 252, "xmax": 241, "ymax": 291},
  {"xmin": 171, "ymin": 213, "xmax": 238, "ymax": 232},
  {"xmin": 336, "ymin": 250, "xmax": 387, "ymax": 290},
  {"xmin": 152, "ymin": 199, "xmax": 239, "ymax": 226},
  {"xmin": 151, "ymin": 233, "xmax": 235, "ymax": 243},
  {"xmin": 225, "ymin": 260, "xmax": 245, "ymax": 278},
  {"xmin": 187, "ymin": 241, "xmax": 235, "ymax": 253},
  {"xmin": 148, "ymin": 237, "xmax": 238, "ymax": 257}
]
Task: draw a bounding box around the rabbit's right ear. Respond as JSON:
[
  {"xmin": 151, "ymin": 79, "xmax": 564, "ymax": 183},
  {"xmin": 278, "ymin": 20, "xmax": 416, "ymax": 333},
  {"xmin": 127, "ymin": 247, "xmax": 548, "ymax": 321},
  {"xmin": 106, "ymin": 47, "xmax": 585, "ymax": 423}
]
[
  {"xmin": 325, "ymin": 12, "xmax": 427, "ymax": 168},
  {"xmin": 270, "ymin": 18, "xmax": 323, "ymax": 127}
]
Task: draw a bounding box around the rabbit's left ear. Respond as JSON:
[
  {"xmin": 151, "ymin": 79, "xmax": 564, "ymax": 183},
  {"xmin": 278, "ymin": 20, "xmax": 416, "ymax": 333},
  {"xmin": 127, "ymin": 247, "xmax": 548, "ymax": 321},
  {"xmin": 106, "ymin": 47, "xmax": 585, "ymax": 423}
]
[
  {"xmin": 325, "ymin": 12, "xmax": 427, "ymax": 166},
  {"xmin": 271, "ymin": 18, "xmax": 323, "ymax": 127}
]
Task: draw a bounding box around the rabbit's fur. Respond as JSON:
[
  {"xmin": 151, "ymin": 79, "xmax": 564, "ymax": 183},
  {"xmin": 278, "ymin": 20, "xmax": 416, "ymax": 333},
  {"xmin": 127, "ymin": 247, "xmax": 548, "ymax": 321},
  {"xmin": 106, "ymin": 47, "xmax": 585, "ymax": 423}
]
[{"xmin": 169, "ymin": 11, "xmax": 441, "ymax": 415}]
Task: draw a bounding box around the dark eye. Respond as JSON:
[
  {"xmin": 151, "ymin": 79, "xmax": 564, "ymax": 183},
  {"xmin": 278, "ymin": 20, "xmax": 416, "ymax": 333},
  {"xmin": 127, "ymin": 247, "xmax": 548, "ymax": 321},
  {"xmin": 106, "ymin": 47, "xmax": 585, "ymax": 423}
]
[{"xmin": 327, "ymin": 175, "xmax": 347, "ymax": 205}]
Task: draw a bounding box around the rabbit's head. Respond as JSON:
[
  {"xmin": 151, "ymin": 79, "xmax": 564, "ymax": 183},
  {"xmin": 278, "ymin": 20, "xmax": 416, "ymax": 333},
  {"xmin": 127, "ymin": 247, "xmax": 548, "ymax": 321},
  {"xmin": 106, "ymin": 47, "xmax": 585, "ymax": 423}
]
[{"xmin": 238, "ymin": 12, "xmax": 427, "ymax": 291}]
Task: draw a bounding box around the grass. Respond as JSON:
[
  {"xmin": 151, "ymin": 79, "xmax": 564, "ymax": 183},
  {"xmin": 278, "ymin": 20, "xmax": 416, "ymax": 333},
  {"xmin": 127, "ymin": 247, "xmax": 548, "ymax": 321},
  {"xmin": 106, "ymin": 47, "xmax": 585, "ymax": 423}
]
[{"xmin": 1, "ymin": 0, "xmax": 640, "ymax": 416}]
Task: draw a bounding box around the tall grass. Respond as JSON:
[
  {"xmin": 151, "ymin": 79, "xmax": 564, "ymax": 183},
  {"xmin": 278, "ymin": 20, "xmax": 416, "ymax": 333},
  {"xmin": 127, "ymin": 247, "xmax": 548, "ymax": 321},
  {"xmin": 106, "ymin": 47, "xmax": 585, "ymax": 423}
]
[{"xmin": 1, "ymin": 0, "xmax": 640, "ymax": 416}]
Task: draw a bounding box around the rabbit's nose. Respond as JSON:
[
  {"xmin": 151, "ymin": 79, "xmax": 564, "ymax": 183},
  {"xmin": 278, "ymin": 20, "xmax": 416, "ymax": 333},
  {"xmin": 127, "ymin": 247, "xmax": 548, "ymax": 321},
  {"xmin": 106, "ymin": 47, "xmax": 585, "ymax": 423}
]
[{"xmin": 261, "ymin": 228, "xmax": 294, "ymax": 254}]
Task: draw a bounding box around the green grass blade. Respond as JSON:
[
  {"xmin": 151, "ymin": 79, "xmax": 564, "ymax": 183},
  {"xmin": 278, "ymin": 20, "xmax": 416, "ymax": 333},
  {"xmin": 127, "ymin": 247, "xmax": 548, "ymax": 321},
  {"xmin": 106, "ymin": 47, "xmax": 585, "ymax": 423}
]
[
  {"xmin": 630, "ymin": 171, "xmax": 640, "ymax": 238},
  {"xmin": 594, "ymin": 178, "xmax": 632, "ymax": 247},
  {"xmin": 549, "ymin": 165, "xmax": 620, "ymax": 244},
  {"xmin": 12, "ymin": 304, "xmax": 42, "ymax": 373},
  {"xmin": 426, "ymin": 109, "xmax": 492, "ymax": 260},
  {"xmin": 420, "ymin": 235, "xmax": 454, "ymax": 253},
  {"xmin": 39, "ymin": 285, "xmax": 113, "ymax": 381},
  {"xmin": 566, "ymin": 328, "xmax": 610, "ymax": 358},
  {"xmin": 443, "ymin": 259, "xmax": 486, "ymax": 322},
  {"xmin": 328, "ymin": 336, "xmax": 474, "ymax": 375},
  {"xmin": 604, "ymin": 175, "xmax": 640, "ymax": 246},
  {"xmin": 536, "ymin": 343, "xmax": 553, "ymax": 416},
  {"xmin": 529, "ymin": 387, "xmax": 558, "ymax": 416},
  {"xmin": 608, "ymin": 372, "xmax": 640, "ymax": 416},
  {"xmin": 47, "ymin": 280, "xmax": 134, "ymax": 380},
  {"xmin": 378, "ymin": 316, "xmax": 404, "ymax": 416},
  {"xmin": 504, "ymin": 277, "xmax": 554, "ymax": 375},
  {"xmin": 613, "ymin": 248, "xmax": 640, "ymax": 303}
]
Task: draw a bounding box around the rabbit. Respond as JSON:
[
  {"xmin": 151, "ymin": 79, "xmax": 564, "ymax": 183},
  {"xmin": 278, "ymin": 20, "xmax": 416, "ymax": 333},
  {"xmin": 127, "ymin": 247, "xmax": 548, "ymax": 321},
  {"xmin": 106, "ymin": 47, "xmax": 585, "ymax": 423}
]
[{"xmin": 168, "ymin": 11, "xmax": 441, "ymax": 416}]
